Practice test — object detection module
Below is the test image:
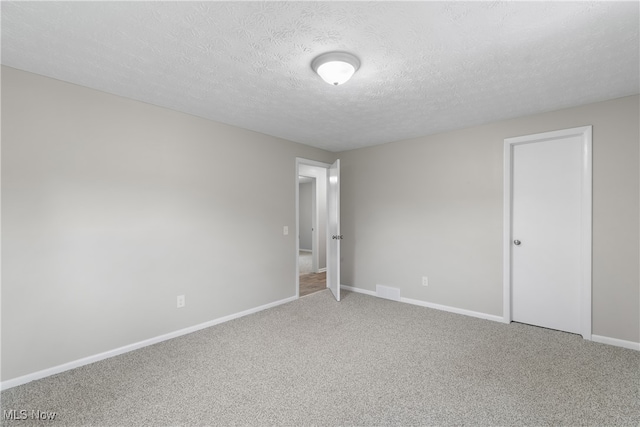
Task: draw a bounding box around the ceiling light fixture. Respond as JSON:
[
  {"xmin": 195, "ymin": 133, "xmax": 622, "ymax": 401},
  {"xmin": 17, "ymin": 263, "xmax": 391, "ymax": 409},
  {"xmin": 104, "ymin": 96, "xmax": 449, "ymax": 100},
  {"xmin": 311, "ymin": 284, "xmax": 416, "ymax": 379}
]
[{"xmin": 311, "ymin": 52, "xmax": 360, "ymax": 86}]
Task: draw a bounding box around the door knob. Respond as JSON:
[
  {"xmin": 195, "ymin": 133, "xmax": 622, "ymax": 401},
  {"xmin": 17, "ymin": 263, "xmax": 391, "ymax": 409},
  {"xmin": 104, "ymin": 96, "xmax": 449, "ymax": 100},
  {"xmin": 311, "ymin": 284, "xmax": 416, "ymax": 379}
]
[{"xmin": 513, "ymin": 240, "xmax": 521, "ymax": 246}]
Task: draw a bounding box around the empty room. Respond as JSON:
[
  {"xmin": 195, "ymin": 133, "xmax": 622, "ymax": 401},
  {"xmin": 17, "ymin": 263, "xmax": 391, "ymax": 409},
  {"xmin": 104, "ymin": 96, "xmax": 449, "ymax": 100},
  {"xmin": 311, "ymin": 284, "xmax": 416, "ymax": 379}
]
[{"xmin": 1, "ymin": 2, "xmax": 639, "ymax": 426}]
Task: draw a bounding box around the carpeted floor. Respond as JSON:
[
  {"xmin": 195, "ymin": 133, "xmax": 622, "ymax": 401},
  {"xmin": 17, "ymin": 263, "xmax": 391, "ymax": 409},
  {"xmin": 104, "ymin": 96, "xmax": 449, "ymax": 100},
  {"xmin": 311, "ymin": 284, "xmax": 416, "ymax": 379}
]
[{"xmin": 2, "ymin": 290, "xmax": 639, "ymax": 426}]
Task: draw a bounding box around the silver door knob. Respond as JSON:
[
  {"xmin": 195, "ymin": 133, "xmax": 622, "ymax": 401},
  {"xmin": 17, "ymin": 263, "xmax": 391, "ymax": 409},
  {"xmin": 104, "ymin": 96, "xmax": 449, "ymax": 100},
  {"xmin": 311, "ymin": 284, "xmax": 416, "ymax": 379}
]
[{"xmin": 513, "ymin": 240, "xmax": 521, "ymax": 246}]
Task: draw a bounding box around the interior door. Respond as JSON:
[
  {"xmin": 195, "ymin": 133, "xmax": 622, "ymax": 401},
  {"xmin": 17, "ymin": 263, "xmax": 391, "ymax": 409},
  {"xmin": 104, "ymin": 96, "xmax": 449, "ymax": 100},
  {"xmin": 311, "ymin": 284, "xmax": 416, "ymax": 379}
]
[
  {"xmin": 326, "ymin": 159, "xmax": 340, "ymax": 301},
  {"xmin": 511, "ymin": 135, "xmax": 584, "ymax": 334}
]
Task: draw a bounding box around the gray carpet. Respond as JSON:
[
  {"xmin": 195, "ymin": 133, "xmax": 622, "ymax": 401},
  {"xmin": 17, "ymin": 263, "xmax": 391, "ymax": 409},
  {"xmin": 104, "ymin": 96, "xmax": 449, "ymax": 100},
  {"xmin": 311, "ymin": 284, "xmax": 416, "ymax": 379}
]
[{"xmin": 2, "ymin": 290, "xmax": 639, "ymax": 426}]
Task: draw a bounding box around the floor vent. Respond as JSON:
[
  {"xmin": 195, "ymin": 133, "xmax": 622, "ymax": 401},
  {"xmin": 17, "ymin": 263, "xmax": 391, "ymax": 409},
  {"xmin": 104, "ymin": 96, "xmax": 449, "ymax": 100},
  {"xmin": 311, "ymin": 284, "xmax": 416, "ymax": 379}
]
[{"xmin": 376, "ymin": 285, "xmax": 401, "ymax": 301}]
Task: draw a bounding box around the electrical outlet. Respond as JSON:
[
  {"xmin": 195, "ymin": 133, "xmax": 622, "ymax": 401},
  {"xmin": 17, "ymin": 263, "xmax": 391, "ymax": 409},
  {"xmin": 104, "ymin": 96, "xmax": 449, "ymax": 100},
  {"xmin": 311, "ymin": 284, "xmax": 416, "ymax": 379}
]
[
  {"xmin": 177, "ymin": 295, "xmax": 185, "ymax": 308},
  {"xmin": 283, "ymin": 226, "xmax": 289, "ymax": 235},
  {"xmin": 422, "ymin": 276, "xmax": 428, "ymax": 287}
]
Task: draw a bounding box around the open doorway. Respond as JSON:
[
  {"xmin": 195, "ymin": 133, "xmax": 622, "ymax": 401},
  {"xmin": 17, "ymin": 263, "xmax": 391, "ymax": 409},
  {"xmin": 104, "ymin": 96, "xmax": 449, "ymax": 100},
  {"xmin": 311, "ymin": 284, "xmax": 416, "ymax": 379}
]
[
  {"xmin": 299, "ymin": 174, "xmax": 326, "ymax": 296},
  {"xmin": 298, "ymin": 175, "xmax": 315, "ymax": 273},
  {"xmin": 297, "ymin": 161, "xmax": 329, "ymax": 297}
]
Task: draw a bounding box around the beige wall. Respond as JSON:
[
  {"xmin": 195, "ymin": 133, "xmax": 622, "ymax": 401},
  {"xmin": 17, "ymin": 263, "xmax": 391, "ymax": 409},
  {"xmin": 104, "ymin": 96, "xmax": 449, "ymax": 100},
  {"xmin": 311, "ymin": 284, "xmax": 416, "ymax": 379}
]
[
  {"xmin": 340, "ymin": 95, "xmax": 639, "ymax": 343},
  {"xmin": 1, "ymin": 67, "xmax": 335, "ymax": 381}
]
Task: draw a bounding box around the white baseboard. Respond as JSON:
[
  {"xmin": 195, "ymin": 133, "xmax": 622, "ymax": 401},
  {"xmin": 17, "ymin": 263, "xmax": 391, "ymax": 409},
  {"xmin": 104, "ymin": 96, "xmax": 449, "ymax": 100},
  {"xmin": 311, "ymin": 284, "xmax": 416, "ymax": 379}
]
[
  {"xmin": 400, "ymin": 296, "xmax": 506, "ymax": 323},
  {"xmin": 591, "ymin": 334, "xmax": 640, "ymax": 351},
  {"xmin": 299, "ymin": 249, "xmax": 312, "ymax": 253},
  {"xmin": 1, "ymin": 295, "xmax": 297, "ymax": 391},
  {"xmin": 317, "ymin": 268, "xmax": 327, "ymax": 273},
  {"xmin": 341, "ymin": 284, "xmax": 506, "ymax": 323}
]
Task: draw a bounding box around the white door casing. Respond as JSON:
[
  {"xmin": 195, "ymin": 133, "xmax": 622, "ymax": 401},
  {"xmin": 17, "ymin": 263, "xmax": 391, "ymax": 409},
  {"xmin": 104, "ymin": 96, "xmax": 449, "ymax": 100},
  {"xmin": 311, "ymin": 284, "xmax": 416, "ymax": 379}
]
[
  {"xmin": 503, "ymin": 126, "xmax": 592, "ymax": 338},
  {"xmin": 327, "ymin": 159, "xmax": 341, "ymax": 301},
  {"xmin": 295, "ymin": 158, "xmax": 339, "ymax": 301}
]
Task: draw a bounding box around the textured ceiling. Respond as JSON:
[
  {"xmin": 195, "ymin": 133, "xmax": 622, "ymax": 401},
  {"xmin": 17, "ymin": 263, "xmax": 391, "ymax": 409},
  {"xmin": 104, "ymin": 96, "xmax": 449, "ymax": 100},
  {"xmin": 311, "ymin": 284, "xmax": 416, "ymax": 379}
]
[{"xmin": 2, "ymin": 1, "xmax": 639, "ymax": 152}]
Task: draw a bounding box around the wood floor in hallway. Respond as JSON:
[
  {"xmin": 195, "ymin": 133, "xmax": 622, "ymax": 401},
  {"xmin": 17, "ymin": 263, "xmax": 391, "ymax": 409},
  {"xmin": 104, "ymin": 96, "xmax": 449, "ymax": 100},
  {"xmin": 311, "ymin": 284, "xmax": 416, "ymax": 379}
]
[{"xmin": 299, "ymin": 271, "xmax": 326, "ymax": 297}]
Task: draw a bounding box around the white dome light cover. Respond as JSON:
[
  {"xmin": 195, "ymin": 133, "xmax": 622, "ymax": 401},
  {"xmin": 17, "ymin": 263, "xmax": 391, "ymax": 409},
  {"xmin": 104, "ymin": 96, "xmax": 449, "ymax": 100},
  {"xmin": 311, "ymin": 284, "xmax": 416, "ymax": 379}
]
[{"xmin": 312, "ymin": 52, "xmax": 360, "ymax": 86}]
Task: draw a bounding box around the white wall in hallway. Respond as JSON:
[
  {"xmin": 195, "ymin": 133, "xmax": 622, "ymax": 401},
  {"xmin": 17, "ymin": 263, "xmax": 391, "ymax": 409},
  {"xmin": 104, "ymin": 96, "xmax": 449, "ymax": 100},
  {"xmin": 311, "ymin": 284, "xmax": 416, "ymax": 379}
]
[{"xmin": 299, "ymin": 180, "xmax": 313, "ymax": 251}]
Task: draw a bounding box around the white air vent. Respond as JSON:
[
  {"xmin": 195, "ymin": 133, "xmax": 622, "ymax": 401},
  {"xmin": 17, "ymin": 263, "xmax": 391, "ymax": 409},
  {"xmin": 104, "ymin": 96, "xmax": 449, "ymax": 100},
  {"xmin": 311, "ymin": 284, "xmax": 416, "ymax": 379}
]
[{"xmin": 376, "ymin": 285, "xmax": 401, "ymax": 301}]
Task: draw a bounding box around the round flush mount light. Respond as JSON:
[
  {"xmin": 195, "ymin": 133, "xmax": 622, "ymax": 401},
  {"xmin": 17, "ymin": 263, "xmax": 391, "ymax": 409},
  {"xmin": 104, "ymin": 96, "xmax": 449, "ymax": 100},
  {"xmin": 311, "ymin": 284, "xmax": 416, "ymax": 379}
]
[{"xmin": 311, "ymin": 51, "xmax": 360, "ymax": 86}]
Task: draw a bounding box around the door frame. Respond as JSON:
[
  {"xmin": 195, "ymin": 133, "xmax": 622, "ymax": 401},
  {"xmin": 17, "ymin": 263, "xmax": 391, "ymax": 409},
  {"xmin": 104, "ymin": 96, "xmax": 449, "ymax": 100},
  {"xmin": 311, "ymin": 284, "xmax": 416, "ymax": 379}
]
[
  {"xmin": 295, "ymin": 158, "xmax": 332, "ymax": 298},
  {"xmin": 503, "ymin": 126, "xmax": 592, "ymax": 339}
]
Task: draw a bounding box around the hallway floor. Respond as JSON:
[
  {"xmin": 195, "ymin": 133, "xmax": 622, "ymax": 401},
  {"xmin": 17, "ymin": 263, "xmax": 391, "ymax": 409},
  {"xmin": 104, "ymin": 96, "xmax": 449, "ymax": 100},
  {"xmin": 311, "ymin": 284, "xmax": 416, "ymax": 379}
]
[{"xmin": 300, "ymin": 271, "xmax": 326, "ymax": 297}]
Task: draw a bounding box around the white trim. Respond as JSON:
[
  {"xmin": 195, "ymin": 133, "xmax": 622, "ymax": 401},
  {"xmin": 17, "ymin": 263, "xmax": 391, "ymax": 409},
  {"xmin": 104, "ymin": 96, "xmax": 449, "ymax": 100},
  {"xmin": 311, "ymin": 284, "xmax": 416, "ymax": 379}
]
[
  {"xmin": 296, "ymin": 158, "xmax": 333, "ymax": 170},
  {"xmin": 592, "ymin": 335, "xmax": 640, "ymax": 351},
  {"xmin": 299, "ymin": 249, "xmax": 312, "ymax": 253},
  {"xmin": 502, "ymin": 137, "xmax": 512, "ymax": 323},
  {"xmin": 341, "ymin": 285, "xmax": 505, "ymax": 323},
  {"xmin": 581, "ymin": 128, "xmax": 593, "ymax": 340},
  {"xmin": 317, "ymin": 267, "xmax": 327, "ymax": 273},
  {"xmin": 400, "ymin": 297, "xmax": 507, "ymax": 324},
  {"xmin": 503, "ymin": 126, "xmax": 592, "ymax": 339},
  {"xmin": 0, "ymin": 295, "xmax": 297, "ymax": 391}
]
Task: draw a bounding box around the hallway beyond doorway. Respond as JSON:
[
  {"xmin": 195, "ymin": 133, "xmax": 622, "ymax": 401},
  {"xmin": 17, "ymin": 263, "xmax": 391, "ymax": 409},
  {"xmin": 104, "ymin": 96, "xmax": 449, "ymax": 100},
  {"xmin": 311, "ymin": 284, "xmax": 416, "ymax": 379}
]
[
  {"xmin": 299, "ymin": 250, "xmax": 325, "ymax": 296},
  {"xmin": 300, "ymin": 271, "xmax": 326, "ymax": 297}
]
